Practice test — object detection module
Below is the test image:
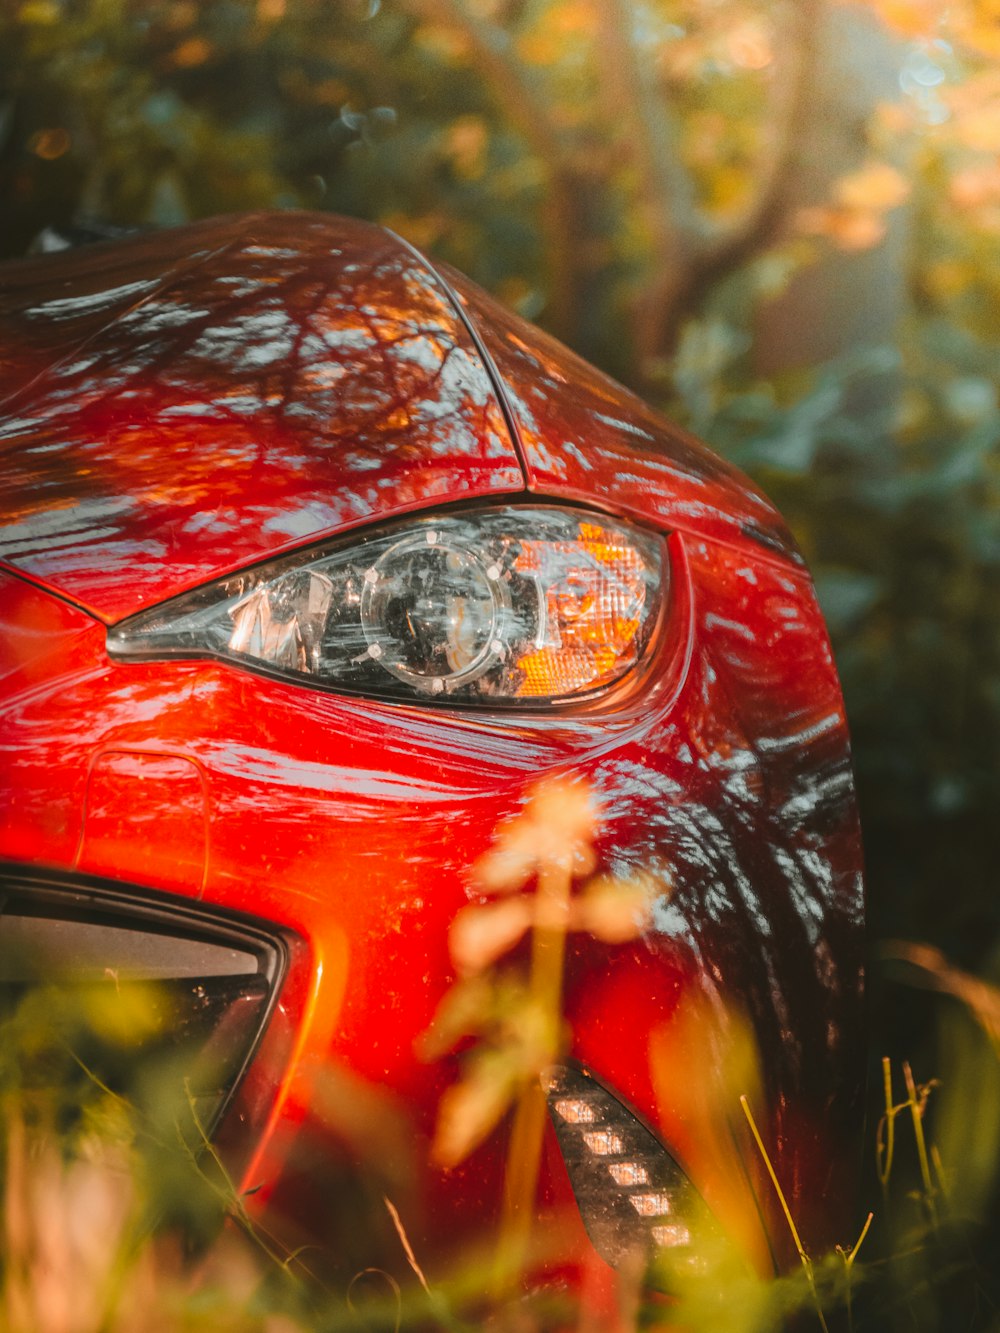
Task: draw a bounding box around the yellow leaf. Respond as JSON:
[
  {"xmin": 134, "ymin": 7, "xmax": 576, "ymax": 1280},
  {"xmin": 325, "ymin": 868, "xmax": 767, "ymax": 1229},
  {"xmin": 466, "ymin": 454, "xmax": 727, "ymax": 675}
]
[
  {"xmin": 473, "ymin": 776, "xmax": 598, "ymax": 892},
  {"xmin": 418, "ymin": 974, "xmax": 494, "ymax": 1058},
  {"xmin": 950, "ymin": 103, "xmax": 1000, "ymax": 153},
  {"xmin": 839, "ymin": 0, "xmax": 942, "ymax": 38},
  {"xmin": 576, "ymin": 874, "xmax": 655, "ymax": 943},
  {"xmin": 414, "ymin": 24, "xmax": 470, "ymax": 63},
  {"xmin": 552, "ymin": 0, "xmax": 598, "ymax": 37},
  {"xmin": 954, "ymin": 1, "xmax": 1000, "ymax": 57},
  {"xmin": 17, "ymin": 1, "xmax": 59, "ymax": 23},
  {"xmin": 445, "ymin": 116, "xmax": 489, "ymax": 180},
  {"xmin": 169, "ymin": 37, "xmax": 213, "ymax": 69},
  {"xmin": 449, "ymin": 898, "xmax": 533, "ymax": 974},
  {"xmin": 431, "ymin": 1059, "xmax": 515, "ymax": 1166},
  {"xmin": 796, "ymin": 204, "xmax": 890, "ymax": 252},
  {"xmin": 378, "ymin": 211, "xmax": 447, "ymax": 251},
  {"xmin": 518, "ymin": 0, "xmax": 596, "ymax": 63},
  {"xmin": 950, "ymin": 161, "xmax": 1000, "ymax": 210},
  {"xmin": 834, "ymin": 160, "xmax": 911, "ymax": 212},
  {"xmin": 726, "ymin": 17, "xmax": 774, "ymax": 70}
]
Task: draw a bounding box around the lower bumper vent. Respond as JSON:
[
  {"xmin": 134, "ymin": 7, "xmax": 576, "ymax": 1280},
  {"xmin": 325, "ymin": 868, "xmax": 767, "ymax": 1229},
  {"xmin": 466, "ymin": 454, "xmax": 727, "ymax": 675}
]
[{"xmin": 0, "ymin": 869, "xmax": 286, "ymax": 1138}]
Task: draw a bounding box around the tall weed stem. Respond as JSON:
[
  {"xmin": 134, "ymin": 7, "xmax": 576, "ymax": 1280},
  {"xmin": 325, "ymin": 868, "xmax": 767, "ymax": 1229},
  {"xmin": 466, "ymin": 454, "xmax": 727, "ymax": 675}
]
[
  {"xmin": 740, "ymin": 1094, "xmax": 831, "ymax": 1333},
  {"xmin": 497, "ymin": 857, "xmax": 571, "ymax": 1282}
]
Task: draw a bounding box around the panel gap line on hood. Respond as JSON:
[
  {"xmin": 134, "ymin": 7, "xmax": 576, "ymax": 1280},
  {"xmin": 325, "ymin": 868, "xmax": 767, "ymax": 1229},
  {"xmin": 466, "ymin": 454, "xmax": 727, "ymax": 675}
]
[{"xmin": 386, "ymin": 227, "xmax": 532, "ymax": 484}]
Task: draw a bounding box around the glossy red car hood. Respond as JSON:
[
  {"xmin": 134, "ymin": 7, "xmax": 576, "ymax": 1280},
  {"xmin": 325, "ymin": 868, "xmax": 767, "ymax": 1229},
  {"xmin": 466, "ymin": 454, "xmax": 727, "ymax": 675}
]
[{"xmin": 0, "ymin": 211, "xmax": 797, "ymax": 621}]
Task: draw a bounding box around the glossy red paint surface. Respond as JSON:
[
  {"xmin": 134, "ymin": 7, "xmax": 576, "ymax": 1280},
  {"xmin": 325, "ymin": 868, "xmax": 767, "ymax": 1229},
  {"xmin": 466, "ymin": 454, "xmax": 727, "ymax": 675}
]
[
  {"xmin": 0, "ymin": 213, "xmax": 521, "ymax": 620},
  {"xmin": 0, "ymin": 213, "xmax": 865, "ymax": 1290},
  {"xmin": 443, "ymin": 262, "xmax": 801, "ymax": 567},
  {"xmin": 79, "ymin": 751, "xmax": 209, "ymax": 892}
]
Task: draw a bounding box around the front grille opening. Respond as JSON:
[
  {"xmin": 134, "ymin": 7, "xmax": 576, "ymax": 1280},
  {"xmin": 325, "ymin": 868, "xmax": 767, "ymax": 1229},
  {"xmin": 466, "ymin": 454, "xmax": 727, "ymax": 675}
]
[
  {"xmin": 0, "ymin": 874, "xmax": 285, "ymax": 1141},
  {"xmin": 545, "ymin": 1064, "xmax": 716, "ymax": 1272}
]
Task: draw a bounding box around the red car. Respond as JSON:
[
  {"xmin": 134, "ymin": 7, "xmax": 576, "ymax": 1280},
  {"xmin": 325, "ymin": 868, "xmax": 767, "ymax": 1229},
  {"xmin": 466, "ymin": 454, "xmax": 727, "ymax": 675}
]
[{"xmin": 0, "ymin": 212, "xmax": 865, "ymax": 1304}]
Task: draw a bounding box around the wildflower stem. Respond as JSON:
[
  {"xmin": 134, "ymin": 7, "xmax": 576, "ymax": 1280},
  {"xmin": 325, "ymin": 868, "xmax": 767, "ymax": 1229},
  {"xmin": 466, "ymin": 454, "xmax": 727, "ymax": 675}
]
[
  {"xmin": 845, "ymin": 1210, "xmax": 874, "ymax": 1268},
  {"xmin": 837, "ymin": 1210, "xmax": 874, "ymax": 1330},
  {"xmin": 903, "ymin": 1061, "xmax": 939, "ymax": 1225},
  {"xmin": 877, "ymin": 1056, "xmax": 895, "ymax": 1198},
  {"xmin": 384, "ymin": 1195, "xmax": 432, "ymax": 1297},
  {"xmin": 740, "ymin": 1094, "xmax": 830, "ymax": 1333}
]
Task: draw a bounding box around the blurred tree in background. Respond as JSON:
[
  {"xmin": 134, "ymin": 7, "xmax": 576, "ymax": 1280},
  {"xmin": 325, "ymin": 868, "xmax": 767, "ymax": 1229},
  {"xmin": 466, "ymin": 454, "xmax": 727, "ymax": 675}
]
[{"xmin": 1, "ymin": 0, "xmax": 999, "ymax": 961}]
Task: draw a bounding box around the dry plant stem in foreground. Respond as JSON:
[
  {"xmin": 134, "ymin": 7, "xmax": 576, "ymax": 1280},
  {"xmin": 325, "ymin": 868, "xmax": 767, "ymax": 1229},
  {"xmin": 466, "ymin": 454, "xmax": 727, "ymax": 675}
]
[
  {"xmin": 877, "ymin": 1055, "xmax": 895, "ymax": 1200},
  {"xmin": 423, "ymin": 776, "xmax": 652, "ymax": 1296},
  {"xmin": 740, "ymin": 1094, "xmax": 831, "ymax": 1333},
  {"xmin": 876, "ymin": 1055, "xmax": 943, "ymax": 1222},
  {"xmin": 835, "ymin": 1210, "xmax": 874, "ymax": 1331},
  {"xmin": 498, "ymin": 851, "xmax": 574, "ymax": 1281},
  {"xmin": 903, "ymin": 1061, "xmax": 940, "ymax": 1226}
]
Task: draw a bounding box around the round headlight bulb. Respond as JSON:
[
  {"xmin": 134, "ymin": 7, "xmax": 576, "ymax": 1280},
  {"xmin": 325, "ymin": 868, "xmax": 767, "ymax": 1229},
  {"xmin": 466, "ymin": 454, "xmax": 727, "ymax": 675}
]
[{"xmin": 359, "ymin": 531, "xmax": 508, "ymax": 692}]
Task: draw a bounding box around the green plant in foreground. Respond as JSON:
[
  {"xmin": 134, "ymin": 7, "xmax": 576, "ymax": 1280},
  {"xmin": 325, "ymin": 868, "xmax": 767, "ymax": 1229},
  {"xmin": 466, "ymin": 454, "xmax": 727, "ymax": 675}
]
[
  {"xmin": 0, "ymin": 983, "xmax": 301, "ymax": 1333},
  {"xmin": 421, "ymin": 776, "xmax": 654, "ymax": 1288},
  {"xmin": 5, "ymin": 818, "xmax": 1000, "ymax": 1330}
]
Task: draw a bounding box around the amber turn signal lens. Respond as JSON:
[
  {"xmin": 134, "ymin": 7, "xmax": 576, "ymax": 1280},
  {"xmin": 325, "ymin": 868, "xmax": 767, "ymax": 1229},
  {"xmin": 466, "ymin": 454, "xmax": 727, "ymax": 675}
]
[{"xmin": 512, "ymin": 521, "xmax": 651, "ymax": 698}]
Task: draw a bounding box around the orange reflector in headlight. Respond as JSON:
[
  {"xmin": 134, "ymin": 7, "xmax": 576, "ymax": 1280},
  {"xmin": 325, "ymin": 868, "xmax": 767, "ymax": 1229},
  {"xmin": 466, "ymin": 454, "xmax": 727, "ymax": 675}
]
[{"xmin": 513, "ymin": 521, "xmax": 649, "ymax": 697}]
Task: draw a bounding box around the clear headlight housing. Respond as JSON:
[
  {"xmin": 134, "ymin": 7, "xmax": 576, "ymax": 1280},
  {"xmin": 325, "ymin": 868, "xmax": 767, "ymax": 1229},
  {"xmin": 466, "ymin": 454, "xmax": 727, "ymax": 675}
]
[{"xmin": 107, "ymin": 505, "xmax": 665, "ymax": 707}]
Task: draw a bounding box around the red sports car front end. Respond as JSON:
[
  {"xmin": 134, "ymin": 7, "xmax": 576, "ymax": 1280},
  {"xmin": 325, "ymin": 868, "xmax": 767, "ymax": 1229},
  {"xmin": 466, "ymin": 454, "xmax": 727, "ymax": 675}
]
[{"xmin": 0, "ymin": 212, "xmax": 865, "ymax": 1305}]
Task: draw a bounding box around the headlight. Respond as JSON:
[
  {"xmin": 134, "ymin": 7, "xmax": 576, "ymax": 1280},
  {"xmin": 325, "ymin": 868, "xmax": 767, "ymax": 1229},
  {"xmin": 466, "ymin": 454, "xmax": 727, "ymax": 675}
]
[{"xmin": 107, "ymin": 505, "xmax": 665, "ymax": 707}]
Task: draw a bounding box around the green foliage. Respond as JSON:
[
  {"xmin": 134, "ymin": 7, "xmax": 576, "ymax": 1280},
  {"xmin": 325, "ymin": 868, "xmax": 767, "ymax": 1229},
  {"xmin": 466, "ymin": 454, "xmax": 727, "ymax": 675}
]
[
  {"xmin": 4, "ymin": 958, "xmax": 1000, "ymax": 1330},
  {"xmin": 663, "ymin": 285, "xmax": 1000, "ymax": 949},
  {"xmin": 0, "ymin": 0, "xmax": 552, "ymax": 316},
  {"xmin": 4, "ymin": 13, "xmax": 1000, "ymax": 1306}
]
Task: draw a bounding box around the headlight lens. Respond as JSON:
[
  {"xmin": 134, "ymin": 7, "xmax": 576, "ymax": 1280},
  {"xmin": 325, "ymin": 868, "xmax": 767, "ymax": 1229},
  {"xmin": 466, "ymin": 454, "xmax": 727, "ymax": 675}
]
[{"xmin": 107, "ymin": 505, "xmax": 665, "ymax": 706}]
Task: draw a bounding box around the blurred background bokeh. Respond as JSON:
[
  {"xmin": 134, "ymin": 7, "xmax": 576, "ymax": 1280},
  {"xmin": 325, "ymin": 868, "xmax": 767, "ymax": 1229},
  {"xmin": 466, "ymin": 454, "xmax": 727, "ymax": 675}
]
[
  {"xmin": 4, "ymin": 5, "xmax": 1000, "ymax": 1323},
  {"xmin": 2, "ymin": 0, "xmax": 999, "ymax": 1078}
]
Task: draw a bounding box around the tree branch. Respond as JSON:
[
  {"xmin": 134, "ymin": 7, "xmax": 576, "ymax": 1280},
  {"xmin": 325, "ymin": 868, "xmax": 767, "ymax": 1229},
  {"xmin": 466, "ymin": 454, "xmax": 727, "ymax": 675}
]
[
  {"xmin": 593, "ymin": 0, "xmax": 701, "ymax": 370},
  {"xmin": 401, "ymin": 0, "xmax": 581, "ymax": 335},
  {"xmin": 594, "ymin": 0, "xmax": 825, "ymax": 371},
  {"xmin": 698, "ymin": 0, "xmax": 824, "ymax": 269}
]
